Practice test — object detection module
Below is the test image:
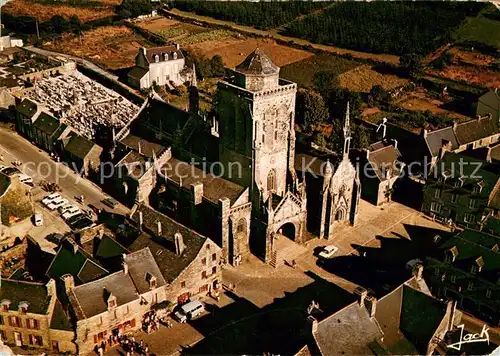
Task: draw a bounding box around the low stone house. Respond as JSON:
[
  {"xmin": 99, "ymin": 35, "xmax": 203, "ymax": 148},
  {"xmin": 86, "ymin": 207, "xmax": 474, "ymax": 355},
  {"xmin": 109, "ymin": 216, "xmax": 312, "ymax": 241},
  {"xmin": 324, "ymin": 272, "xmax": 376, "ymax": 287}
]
[
  {"xmin": 453, "ymin": 114, "xmax": 500, "ymax": 152},
  {"xmin": 356, "ymin": 141, "xmax": 403, "ymax": 206},
  {"xmin": 61, "ymin": 133, "xmax": 103, "ymax": 177},
  {"xmin": 129, "ymin": 204, "xmax": 223, "ymax": 305},
  {"xmin": 0, "ymin": 279, "xmax": 76, "ymax": 354},
  {"xmin": 128, "ymin": 45, "xmax": 185, "ymax": 90},
  {"xmin": 0, "ymin": 172, "xmax": 32, "ymax": 226},
  {"xmin": 422, "ymin": 152, "xmax": 500, "ymax": 228},
  {"xmin": 477, "ymin": 88, "xmax": 500, "ymax": 122},
  {"xmin": 66, "ymin": 247, "xmax": 166, "ymax": 354}
]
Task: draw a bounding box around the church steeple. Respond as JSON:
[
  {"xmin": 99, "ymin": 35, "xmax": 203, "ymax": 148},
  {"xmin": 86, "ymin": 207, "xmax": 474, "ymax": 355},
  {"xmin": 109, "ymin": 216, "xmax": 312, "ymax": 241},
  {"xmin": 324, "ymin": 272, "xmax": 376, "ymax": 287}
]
[
  {"xmin": 343, "ymin": 102, "xmax": 351, "ymax": 158},
  {"xmin": 189, "ymin": 63, "xmax": 199, "ymax": 114}
]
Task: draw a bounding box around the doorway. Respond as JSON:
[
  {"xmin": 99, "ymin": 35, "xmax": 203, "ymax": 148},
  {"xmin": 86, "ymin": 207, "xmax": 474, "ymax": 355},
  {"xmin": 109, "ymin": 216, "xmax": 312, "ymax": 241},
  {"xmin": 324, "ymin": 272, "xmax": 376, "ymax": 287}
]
[{"xmin": 14, "ymin": 332, "xmax": 22, "ymax": 347}]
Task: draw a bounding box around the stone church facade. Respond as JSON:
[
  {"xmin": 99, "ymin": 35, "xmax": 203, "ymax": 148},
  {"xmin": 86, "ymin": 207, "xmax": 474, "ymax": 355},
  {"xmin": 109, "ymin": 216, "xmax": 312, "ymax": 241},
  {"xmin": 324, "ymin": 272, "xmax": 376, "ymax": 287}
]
[{"xmin": 128, "ymin": 49, "xmax": 360, "ymax": 267}]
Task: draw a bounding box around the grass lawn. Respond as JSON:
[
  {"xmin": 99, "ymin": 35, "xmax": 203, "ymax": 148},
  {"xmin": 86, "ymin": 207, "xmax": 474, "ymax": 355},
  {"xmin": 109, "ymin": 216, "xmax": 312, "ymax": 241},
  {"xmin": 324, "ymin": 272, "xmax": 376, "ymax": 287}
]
[
  {"xmin": 280, "ymin": 54, "xmax": 360, "ymax": 88},
  {"xmin": 454, "ymin": 7, "xmax": 500, "ymax": 49}
]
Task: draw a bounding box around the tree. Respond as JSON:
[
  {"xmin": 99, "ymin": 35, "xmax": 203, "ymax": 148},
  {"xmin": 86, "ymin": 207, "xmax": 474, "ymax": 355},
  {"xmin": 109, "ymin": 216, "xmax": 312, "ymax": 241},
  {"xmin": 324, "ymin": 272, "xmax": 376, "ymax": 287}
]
[
  {"xmin": 313, "ymin": 71, "xmax": 340, "ymax": 98},
  {"xmin": 353, "ymin": 124, "xmax": 370, "ymax": 150},
  {"xmin": 117, "ymin": 0, "xmax": 152, "ymax": 19},
  {"xmin": 295, "ymin": 88, "xmax": 329, "ymax": 133},
  {"xmin": 69, "ymin": 15, "xmax": 82, "ymax": 34},
  {"xmin": 50, "ymin": 15, "xmax": 68, "ymax": 34},
  {"xmin": 399, "ymin": 53, "xmax": 424, "ymax": 78},
  {"xmin": 369, "ymin": 85, "xmax": 389, "ymax": 106},
  {"xmin": 210, "ymin": 55, "xmax": 225, "ymax": 77}
]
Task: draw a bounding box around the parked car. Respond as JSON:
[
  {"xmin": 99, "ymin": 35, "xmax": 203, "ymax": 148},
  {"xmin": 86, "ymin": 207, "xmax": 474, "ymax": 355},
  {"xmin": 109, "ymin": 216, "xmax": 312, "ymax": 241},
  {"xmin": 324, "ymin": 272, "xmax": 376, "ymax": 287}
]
[
  {"xmin": 88, "ymin": 204, "xmax": 102, "ymax": 214},
  {"xmin": 174, "ymin": 301, "xmax": 205, "ymax": 323},
  {"xmin": 19, "ymin": 174, "xmax": 33, "ymax": 186},
  {"xmin": 1, "ymin": 167, "xmax": 20, "ymax": 176},
  {"xmin": 66, "ymin": 213, "xmax": 86, "ymax": 225},
  {"xmin": 47, "ymin": 199, "xmax": 68, "ymax": 211},
  {"xmin": 63, "ymin": 209, "xmax": 82, "ymax": 221},
  {"xmin": 70, "ymin": 217, "xmax": 95, "ymax": 231},
  {"xmin": 318, "ymin": 245, "xmax": 339, "ymax": 259},
  {"xmin": 42, "ymin": 193, "xmax": 61, "ymax": 206},
  {"xmin": 33, "ymin": 213, "xmax": 43, "ymax": 227},
  {"xmin": 101, "ymin": 198, "xmax": 118, "ymax": 209},
  {"xmin": 58, "ymin": 204, "xmax": 73, "ymax": 214}
]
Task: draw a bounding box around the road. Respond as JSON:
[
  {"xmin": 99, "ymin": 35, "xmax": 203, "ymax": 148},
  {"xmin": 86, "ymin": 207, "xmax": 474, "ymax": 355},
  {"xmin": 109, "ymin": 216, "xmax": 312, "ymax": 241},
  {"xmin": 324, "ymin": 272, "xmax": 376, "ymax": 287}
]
[{"xmin": 0, "ymin": 128, "xmax": 130, "ymax": 216}]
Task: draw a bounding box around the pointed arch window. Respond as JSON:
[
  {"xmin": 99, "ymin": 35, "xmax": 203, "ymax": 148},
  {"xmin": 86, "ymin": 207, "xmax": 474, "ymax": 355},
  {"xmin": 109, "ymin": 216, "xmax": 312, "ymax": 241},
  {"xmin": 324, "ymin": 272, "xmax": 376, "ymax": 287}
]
[{"xmin": 267, "ymin": 169, "xmax": 276, "ymax": 192}]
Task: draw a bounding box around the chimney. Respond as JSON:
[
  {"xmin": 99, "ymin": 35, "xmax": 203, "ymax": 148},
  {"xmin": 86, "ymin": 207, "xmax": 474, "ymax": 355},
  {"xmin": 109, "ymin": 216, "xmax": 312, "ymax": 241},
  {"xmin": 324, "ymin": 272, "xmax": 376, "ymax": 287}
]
[
  {"xmin": 307, "ymin": 315, "xmax": 318, "ymax": 334},
  {"xmin": 365, "ymin": 149, "xmax": 370, "ymax": 159},
  {"xmin": 61, "ymin": 274, "xmax": 75, "ymax": 293},
  {"xmin": 392, "ymin": 139, "xmax": 398, "ymax": 150},
  {"xmin": 139, "ymin": 211, "xmax": 143, "ymax": 228},
  {"xmin": 191, "ymin": 182, "xmax": 203, "ymax": 205},
  {"xmin": 46, "ymin": 279, "xmax": 56, "ymax": 298},
  {"xmin": 486, "ymin": 147, "xmax": 492, "ymax": 163},
  {"xmin": 365, "ymin": 295, "xmax": 377, "ymax": 318},
  {"xmin": 422, "ymin": 128, "xmax": 428, "ymax": 138},
  {"xmin": 138, "ymin": 141, "xmax": 142, "ymax": 155},
  {"xmin": 122, "ymin": 253, "xmax": 128, "ymax": 274},
  {"xmin": 176, "ymin": 43, "xmax": 180, "ymax": 50},
  {"xmin": 142, "ymin": 47, "xmax": 147, "ymax": 56},
  {"xmin": 353, "ymin": 286, "xmax": 367, "ymax": 307},
  {"xmin": 157, "ymin": 221, "xmax": 162, "ymax": 236},
  {"xmin": 174, "ymin": 232, "xmax": 185, "ymax": 255},
  {"xmin": 413, "ymin": 263, "xmax": 424, "ymax": 281}
]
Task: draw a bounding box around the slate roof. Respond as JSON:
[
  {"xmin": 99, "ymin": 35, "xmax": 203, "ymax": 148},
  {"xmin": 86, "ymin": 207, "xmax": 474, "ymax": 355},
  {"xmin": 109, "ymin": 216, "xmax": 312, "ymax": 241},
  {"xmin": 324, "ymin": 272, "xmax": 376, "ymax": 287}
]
[
  {"xmin": 0, "ymin": 172, "xmax": 11, "ymax": 198},
  {"xmin": 124, "ymin": 247, "xmax": 166, "ymax": 294},
  {"xmin": 438, "ymin": 229, "xmax": 500, "ymax": 284},
  {"xmin": 64, "ymin": 134, "xmax": 97, "ymax": 159},
  {"xmin": 32, "ymin": 112, "xmax": 64, "ymax": 136},
  {"xmin": 145, "ymin": 45, "xmax": 184, "ymax": 64},
  {"xmin": 128, "ymin": 67, "xmax": 149, "ymax": 80},
  {"xmin": 454, "ymin": 116, "xmax": 499, "ymax": 146},
  {"xmin": 424, "ymin": 126, "xmax": 459, "ymax": 157},
  {"xmin": 129, "ymin": 204, "xmax": 212, "ymax": 283},
  {"xmin": 161, "ymin": 157, "xmax": 245, "ymax": 205},
  {"xmin": 50, "ymin": 300, "xmax": 73, "ymax": 331},
  {"xmin": 235, "ymin": 49, "xmax": 279, "ymax": 75},
  {"xmin": 46, "ymin": 238, "xmax": 109, "ymax": 285},
  {"xmin": 314, "ymin": 302, "xmax": 384, "ymax": 355},
  {"xmin": 117, "ymin": 150, "xmax": 150, "ymax": 180},
  {"xmin": 120, "ymin": 133, "xmax": 165, "ymax": 158},
  {"xmin": 477, "ymin": 89, "xmax": 500, "ymax": 116},
  {"xmin": 136, "ymin": 98, "xmax": 190, "ymax": 139},
  {"xmin": 16, "ymin": 98, "xmax": 38, "ymax": 118},
  {"xmin": 367, "ymin": 145, "xmax": 402, "ymax": 181},
  {"xmin": 69, "ymin": 270, "xmax": 138, "ymax": 320},
  {"xmin": 0, "ymin": 279, "xmax": 51, "ymax": 314}
]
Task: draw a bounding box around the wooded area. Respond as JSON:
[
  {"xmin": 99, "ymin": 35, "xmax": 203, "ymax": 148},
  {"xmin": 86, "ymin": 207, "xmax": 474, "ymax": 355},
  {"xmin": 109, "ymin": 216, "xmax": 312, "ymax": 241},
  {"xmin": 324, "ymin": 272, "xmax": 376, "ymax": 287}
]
[
  {"xmin": 172, "ymin": 0, "xmax": 329, "ymax": 30},
  {"xmin": 284, "ymin": 2, "xmax": 486, "ymax": 55}
]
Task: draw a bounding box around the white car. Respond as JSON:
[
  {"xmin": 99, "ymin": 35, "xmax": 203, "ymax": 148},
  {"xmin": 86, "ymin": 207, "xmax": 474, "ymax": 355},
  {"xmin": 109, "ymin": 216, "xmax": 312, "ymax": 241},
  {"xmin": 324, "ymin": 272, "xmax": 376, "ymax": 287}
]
[
  {"xmin": 47, "ymin": 199, "xmax": 68, "ymax": 211},
  {"xmin": 58, "ymin": 204, "xmax": 73, "ymax": 214},
  {"xmin": 42, "ymin": 193, "xmax": 61, "ymax": 206},
  {"xmin": 62, "ymin": 208, "xmax": 82, "ymax": 221},
  {"xmin": 33, "ymin": 213, "xmax": 43, "ymax": 227},
  {"xmin": 19, "ymin": 174, "xmax": 33, "ymax": 185},
  {"xmin": 319, "ymin": 245, "xmax": 339, "ymax": 259}
]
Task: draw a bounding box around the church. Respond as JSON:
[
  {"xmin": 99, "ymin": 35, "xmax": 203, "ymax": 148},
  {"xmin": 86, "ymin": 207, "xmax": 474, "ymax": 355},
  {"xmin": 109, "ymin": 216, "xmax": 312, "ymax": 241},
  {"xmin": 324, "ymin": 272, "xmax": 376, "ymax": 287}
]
[{"xmin": 117, "ymin": 49, "xmax": 361, "ymax": 267}]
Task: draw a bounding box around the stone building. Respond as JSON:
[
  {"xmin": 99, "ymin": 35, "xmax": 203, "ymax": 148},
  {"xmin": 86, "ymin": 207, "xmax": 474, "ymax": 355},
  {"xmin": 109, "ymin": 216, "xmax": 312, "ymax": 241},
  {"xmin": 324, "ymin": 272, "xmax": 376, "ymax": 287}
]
[
  {"xmin": 0, "ymin": 172, "xmax": 33, "ymax": 227},
  {"xmin": 426, "ymin": 229, "xmax": 500, "ymax": 326},
  {"xmin": 60, "ymin": 133, "xmax": 103, "ymax": 177},
  {"xmin": 126, "ymin": 49, "xmax": 360, "ymax": 266},
  {"xmin": 129, "ymin": 204, "xmax": 223, "ymax": 304},
  {"xmin": 128, "ymin": 45, "xmax": 185, "ymax": 90},
  {"xmin": 477, "ymin": 88, "xmax": 500, "ymax": 122},
  {"xmin": 0, "ymin": 279, "xmax": 76, "ymax": 354},
  {"xmin": 65, "ymin": 247, "xmax": 166, "ymax": 354}
]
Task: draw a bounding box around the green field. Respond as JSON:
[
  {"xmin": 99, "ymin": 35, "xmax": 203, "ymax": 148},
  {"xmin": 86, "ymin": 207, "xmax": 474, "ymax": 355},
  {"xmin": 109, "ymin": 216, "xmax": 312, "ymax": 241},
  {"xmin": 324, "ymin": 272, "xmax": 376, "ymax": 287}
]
[
  {"xmin": 455, "ymin": 15, "xmax": 500, "ymax": 49},
  {"xmin": 280, "ymin": 54, "xmax": 360, "ymax": 88}
]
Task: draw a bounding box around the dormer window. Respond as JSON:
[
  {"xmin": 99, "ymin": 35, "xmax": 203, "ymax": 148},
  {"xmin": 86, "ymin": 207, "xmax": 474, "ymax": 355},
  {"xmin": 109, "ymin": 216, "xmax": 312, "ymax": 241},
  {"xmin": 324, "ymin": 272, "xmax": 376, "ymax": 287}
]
[
  {"xmin": 467, "ymin": 281, "xmax": 474, "ymax": 291},
  {"xmin": 473, "ymin": 181, "xmax": 484, "ymax": 194},
  {"xmin": 164, "ymin": 53, "xmax": 168, "ymax": 61},
  {"xmin": 455, "ymin": 177, "xmax": 464, "ymax": 188},
  {"xmin": 486, "ymin": 289, "xmax": 492, "ymax": 298},
  {"xmin": 469, "ymin": 199, "xmax": 477, "ymax": 209},
  {"xmin": 154, "ymin": 54, "xmax": 159, "ymax": 63},
  {"xmin": 445, "ymin": 246, "xmax": 458, "ymax": 263},
  {"xmin": 150, "ymin": 276, "xmax": 157, "ymax": 290},
  {"xmin": 1, "ymin": 300, "xmax": 11, "ymax": 312},
  {"xmin": 434, "ymin": 189, "xmax": 442, "ymax": 198},
  {"xmin": 107, "ymin": 294, "xmax": 117, "ymax": 310},
  {"xmin": 19, "ymin": 301, "xmax": 29, "ymax": 314},
  {"xmin": 471, "ymin": 265, "xmax": 478, "ymax": 274},
  {"xmin": 173, "ymin": 52, "xmax": 178, "ymax": 60},
  {"xmin": 472, "ymin": 256, "xmax": 484, "ymax": 274}
]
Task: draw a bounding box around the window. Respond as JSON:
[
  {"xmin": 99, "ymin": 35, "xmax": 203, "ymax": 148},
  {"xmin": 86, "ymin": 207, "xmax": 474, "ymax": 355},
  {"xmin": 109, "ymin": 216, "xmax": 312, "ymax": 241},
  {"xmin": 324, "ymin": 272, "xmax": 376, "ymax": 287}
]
[
  {"xmin": 27, "ymin": 319, "xmax": 40, "ymax": 330},
  {"xmin": 181, "ymin": 281, "xmax": 186, "ymax": 288},
  {"xmin": 274, "ymin": 130, "xmax": 278, "ymax": 141},
  {"xmin": 201, "ymin": 258, "xmax": 207, "ymax": 265},
  {"xmin": 0, "ymin": 315, "xmax": 3, "ymax": 325},
  {"xmin": 154, "ymin": 54, "xmax": 159, "ymax": 63},
  {"xmin": 267, "ymin": 169, "xmax": 276, "ymax": 192},
  {"xmin": 464, "ymin": 213, "xmax": 475, "ymax": 223},
  {"xmin": 201, "ymin": 271, "xmax": 207, "ymax": 279},
  {"xmin": 469, "ymin": 199, "xmax": 477, "ymax": 209},
  {"xmin": 9, "ymin": 316, "xmax": 21, "ymax": 327},
  {"xmin": 212, "ymin": 266, "xmax": 217, "ymax": 275},
  {"xmin": 0, "ymin": 330, "xmax": 5, "ymax": 342},
  {"xmin": 150, "ymin": 278, "xmax": 157, "ymax": 289},
  {"xmin": 164, "ymin": 53, "xmax": 168, "ymax": 61},
  {"xmin": 451, "ymin": 275, "xmax": 456, "ymax": 283},
  {"xmin": 473, "ymin": 185, "xmax": 480, "ymax": 193},
  {"xmin": 454, "ymin": 180, "xmax": 461, "ymax": 188},
  {"xmin": 434, "ymin": 267, "xmax": 440, "ymax": 276},
  {"xmin": 434, "ymin": 189, "xmax": 442, "ymax": 198},
  {"xmin": 467, "ymin": 281, "xmax": 474, "ymax": 291},
  {"xmin": 451, "ymin": 194, "xmax": 458, "ymax": 203},
  {"xmin": 28, "ymin": 335, "xmax": 43, "ymax": 346},
  {"xmin": 486, "ymin": 289, "xmax": 492, "ymax": 298},
  {"xmin": 471, "ymin": 265, "xmax": 477, "ymax": 274},
  {"xmin": 206, "ymin": 244, "xmax": 210, "ymax": 250},
  {"xmin": 430, "ymin": 202, "xmax": 442, "ymax": 213},
  {"xmin": 173, "ymin": 52, "xmax": 178, "ymax": 60},
  {"xmin": 108, "ymin": 299, "xmax": 116, "ymax": 309},
  {"xmin": 212, "ymin": 253, "xmax": 217, "ymax": 261}
]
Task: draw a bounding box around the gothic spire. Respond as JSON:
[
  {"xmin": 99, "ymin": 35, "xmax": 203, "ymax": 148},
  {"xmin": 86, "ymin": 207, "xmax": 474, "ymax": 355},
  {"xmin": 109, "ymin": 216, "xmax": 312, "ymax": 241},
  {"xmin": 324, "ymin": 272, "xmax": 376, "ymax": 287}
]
[
  {"xmin": 343, "ymin": 102, "xmax": 351, "ymax": 158},
  {"xmin": 192, "ymin": 63, "xmax": 197, "ymax": 87}
]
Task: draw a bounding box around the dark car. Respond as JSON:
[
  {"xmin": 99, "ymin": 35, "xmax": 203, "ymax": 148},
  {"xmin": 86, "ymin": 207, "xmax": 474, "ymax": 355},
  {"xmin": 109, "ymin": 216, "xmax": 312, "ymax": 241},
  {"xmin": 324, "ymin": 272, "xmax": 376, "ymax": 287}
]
[
  {"xmin": 66, "ymin": 213, "xmax": 86, "ymax": 225},
  {"xmin": 1, "ymin": 167, "xmax": 21, "ymax": 176},
  {"xmin": 70, "ymin": 217, "xmax": 95, "ymax": 231},
  {"xmin": 88, "ymin": 204, "xmax": 102, "ymax": 214},
  {"xmin": 101, "ymin": 198, "xmax": 118, "ymax": 209}
]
